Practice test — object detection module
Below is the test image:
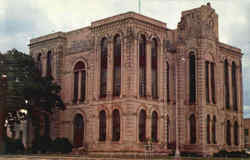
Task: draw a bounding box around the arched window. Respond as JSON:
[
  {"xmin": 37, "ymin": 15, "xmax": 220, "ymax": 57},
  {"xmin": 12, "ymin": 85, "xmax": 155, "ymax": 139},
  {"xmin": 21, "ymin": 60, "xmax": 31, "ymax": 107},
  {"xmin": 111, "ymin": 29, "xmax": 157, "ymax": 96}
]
[
  {"xmin": 113, "ymin": 35, "xmax": 121, "ymax": 97},
  {"xmin": 99, "ymin": 110, "xmax": 106, "ymax": 141},
  {"xmin": 73, "ymin": 62, "xmax": 86, "ymax": 103},
  {"xmin": 167, "ymin": 116, "xmax": 170, "ymax": 144},
  {"xmin": 224, "ymin": 59, "xmax": 230, "ymax": 109},
  {"xmin": 73, "ymin": 114, "xmax": 84, "ymax": 148},
  {"xmin": 100, "ymin": 38, "xmax": 108, "ymax": 98},
  {"xmin": 190, "ymin": 114, "xmax": 196, "ymax": 144},
  {"xmin": 139, "ymin": 109, "xmax": 146, "ymax": 142},
  {"xmin": 189, "ymin": 53, "xmax": 196, "ymax": 104},
  {"xmin": 234, "ymin": 121, "xmax": 239, "ymax": 145},
  {"xmin": 211, "ymin": 63, "xmax": 216, "ymax": 104},
  {"xmin": 151, "ymin": 38, "xmax": 158, "ymax": 99},
  {"xmin": 207, "ymin": 115, "xmax": 210, "ymax": 144},
  {"xmin": 37, "ymin": 53, "xmax": 42, "ymax": 74},
  {"xmin": 47, "ymin": 51, "xmax": 52, "ymax": 76},
  {"xmin": 139, "ymin": 35, "xmax": 146, "ymax": 97},
  {"xmin": 212, "ymin": 116, "xmax": 216, "ymax": 144},
  {"xmin": 232, "ymin": 62, "xmax": 238, "ymax": 111},
  {"xmin": 226, "ymin": 120, "xmax": 231, "ymax": 145},
  {"xmin": 151, "ymin": 111, "xmax": 158, "ymax": 142},
  {"xmin": 205, "ymin": 61, "xmax": 210, "ymax": 103},
  {"xmin": 112, "ymin": 109, "xmax": 120, "ymax": 141},
  {"xmin": 166, "ymin": 62, "xmax": 170, "ymax": 102}
]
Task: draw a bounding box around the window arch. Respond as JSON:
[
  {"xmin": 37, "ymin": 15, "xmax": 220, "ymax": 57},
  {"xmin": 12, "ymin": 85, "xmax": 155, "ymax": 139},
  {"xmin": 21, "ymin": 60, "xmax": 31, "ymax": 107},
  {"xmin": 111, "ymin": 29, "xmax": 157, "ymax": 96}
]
[
  {"xmin": 99, "ymin": 110, "xmax": 106, "ymax": 141},
  {"xmin": 166, "ymin": 62, "xmax": 170, "ymax": 102},
  {"xmin": 100, "ymin": 38, "xmax": 108, "ymax": 98},
  {"xmin": 37, "ymin": 53, "xmax": 42, "ymax": 74},
  {"xmin": 234, "ymin": 121, "xmax": 239, "ymax": 145},
  {"xmin": 47, "ymin": 51, "xmax": 52, "ymax": 76},
  {"xmin": 190, "ymin": 114, "xmax": 196, "ymax": 144},
  {"xmin": 207, "ymin": 115, "xmax": 210, "ymax": 144},
  {"xmin": 151, "ymin": 38, "xmax": 158, "ymax": 99},
  {"xmin": 224, "ymin": 59, "xmax": 230, "ymax": 109},
  {"xmin": 226, "ymin": 120, "xmax": 231, "ymax": 145},
  {"xmin": 139, "ymin": 109, "xmax": 146, "ymax": 142},
  {"xmin": 73, "ymin": 114, "xmax": 84, "ymax": 148},
  {"xmin": 73, "ymin": 61, "xmax": 86, "ymax": 103},
  {"xmin": 112, "ymin": 109, "xmax": 120, "ymax": 141},
  {"xmin": 189, "ymin": 53, "xmax": 196, "ymax": 104},
  {"xmin": 113, "ymin": 35, "xmax": 121, "ymax": 97},
  {"xmin": 139, "ymin": 35, "xmax": 147, "ymax": 97},
  {"xmin": 212, "ymin": 116, "xmax": 216, "ymax": 144},
  {"xmin": 232, "ymin": 62, "xmax": 238, "ymax": 111},
  {"xmin": 151, "ymin": 111, "xmax": 158, "ymax": 142}
]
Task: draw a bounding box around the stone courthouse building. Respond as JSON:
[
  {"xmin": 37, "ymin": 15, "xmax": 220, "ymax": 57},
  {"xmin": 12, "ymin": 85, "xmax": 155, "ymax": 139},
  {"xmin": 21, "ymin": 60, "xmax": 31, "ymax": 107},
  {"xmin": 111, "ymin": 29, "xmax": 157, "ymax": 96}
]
[{"xmin": 29, "ymin": 3, "xmax": 243, "ymax": 155}]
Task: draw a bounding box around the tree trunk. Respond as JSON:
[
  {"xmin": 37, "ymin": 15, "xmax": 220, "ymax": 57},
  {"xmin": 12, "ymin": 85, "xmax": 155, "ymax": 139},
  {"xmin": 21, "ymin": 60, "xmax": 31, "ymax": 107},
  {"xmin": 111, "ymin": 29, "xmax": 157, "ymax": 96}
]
[{"xmin": 0, "ymin": 109, "xmax": 7, "ymax": 154}]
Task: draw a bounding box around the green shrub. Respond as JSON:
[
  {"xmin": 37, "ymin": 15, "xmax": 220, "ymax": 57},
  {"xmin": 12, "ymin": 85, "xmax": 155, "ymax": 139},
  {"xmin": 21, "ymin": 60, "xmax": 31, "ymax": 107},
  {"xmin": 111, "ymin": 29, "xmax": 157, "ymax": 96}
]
[
  {"xmin": 31, "ymin": 136, "xmax": 53, "ymax": 153},
  {"xmin": 51, "ymin": 137, "xmax": 72, "ymax": 154},
  {"xmin": 214, "ymin": 149, "xmax": 249, "ymax": 158},
  {"xmin": 5, "ymin": 137, "xmax": 25, "ymax": 154}
]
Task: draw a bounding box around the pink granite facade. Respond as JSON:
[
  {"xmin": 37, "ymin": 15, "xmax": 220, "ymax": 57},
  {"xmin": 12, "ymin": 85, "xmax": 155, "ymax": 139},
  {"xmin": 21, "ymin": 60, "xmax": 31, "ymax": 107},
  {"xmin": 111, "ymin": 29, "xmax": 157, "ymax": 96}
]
[{"xmin": 29, "ymin": 3, "xmax": 243, "ymax": 155}]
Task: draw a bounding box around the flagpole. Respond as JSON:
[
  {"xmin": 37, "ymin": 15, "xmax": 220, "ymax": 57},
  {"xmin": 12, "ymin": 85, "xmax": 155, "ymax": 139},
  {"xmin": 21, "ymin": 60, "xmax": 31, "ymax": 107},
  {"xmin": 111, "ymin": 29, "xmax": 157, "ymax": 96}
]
[{"xmin": 138, "ymin": 0, "xmax": 141, "ymax": 13}]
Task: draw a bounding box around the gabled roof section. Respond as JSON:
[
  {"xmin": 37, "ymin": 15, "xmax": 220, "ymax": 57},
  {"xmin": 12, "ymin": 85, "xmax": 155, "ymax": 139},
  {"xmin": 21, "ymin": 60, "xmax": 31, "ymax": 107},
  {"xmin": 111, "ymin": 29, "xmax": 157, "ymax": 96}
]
[{"xmin": 91, "ymin": 11, "xmax": 167, "ymax": 28}]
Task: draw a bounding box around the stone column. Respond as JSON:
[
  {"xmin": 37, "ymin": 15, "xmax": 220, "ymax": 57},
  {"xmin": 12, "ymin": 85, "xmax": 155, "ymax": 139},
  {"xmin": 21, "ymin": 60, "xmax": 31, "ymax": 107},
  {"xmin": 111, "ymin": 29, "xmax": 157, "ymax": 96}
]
[
  {"xmin": 146, "ymin": 39, "xmax": 152, "ymax": 98},
  {"xmin": 196, "ymin": 46, "xmax": 206, "ymax": 153},
  {"xmin": 107, "ymin": 38, "xmax": 113, "ymax": 99},
  {"xmin": 95, "ymin": 41, "xmax": 101, "ymax": 100},
  {"xmin": 121, "ymin": 37, "xmax": 126, "ymax": 97},
  {"xmin": 228, "ymin": 62, "xmax": 233, "ymax": 110},
  {"xmin": 158, "ymin": 41, "xmax": 164, "ymax": 101}
]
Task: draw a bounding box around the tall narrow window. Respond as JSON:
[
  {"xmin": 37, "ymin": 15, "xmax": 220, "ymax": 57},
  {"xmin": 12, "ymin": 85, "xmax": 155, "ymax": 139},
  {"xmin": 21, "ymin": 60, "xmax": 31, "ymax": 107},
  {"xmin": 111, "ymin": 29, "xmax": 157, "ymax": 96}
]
[
  {"xmin": 113, "ymin": 35, "xmax": 121, "ymax": 97},
  {"xmin": 234, "ymin": 121, "xmax": 239, "ymax": 145},
  {"xmin": 100, "ymin": 38, "xmax": 108, "ymax": 98},
  {"xmin": 226, "ymin": 120, "xmax": 231, "ymax": 145},
  {"xmin": 167, "ymin": 116, "xmax": 170, "ymax": 144},
  {"xmin": 99, "ymin": 110, "xmax": 106, "ymax": 141},
  {"xmin": 139, "ymin": 109, "xmax": 146, "ymax": 142},
  {"xmin": 81, "ymin": 70, "xmax": 86, "ymax": 101},
  {"xmin": 205, "ymin": 61, "xmax": 210, "ymax": 104},
  {"xmin": 37, "ymin": 53, "xmax": 42, "ymax": 74},
  {"xmin": 47, "ymin": 51, "xmax": 52, "ymax": 76},
  {"xmin": 151, "ymin": 111, "xmax": 158, "ymax": 142},
  {"xmin": 73, "ymin": 114, "xmax": 84, "ymax": 148},
  {"xmin": 190, "ymin": 114, "xmax": 196, "ymax": 144},
  {"xmin": 211, "ymin": 63, "xmax": 216, "ymax": 104},
  {"xmin": 212, "ymin": 116, "xmax": 216, "ymax": 144},
  {"xmin": 151, "ymin": 38, "xmax": 158, "ymax": 99},
  {"xmin": 73, "ymin": 62, "xmax": 85, "ymax": 103},
  {"xmin": 232, "ymin": 62, "xmax": 238, "ymax": 111},
  {"xmin": 224, "ymin": 60, "xmax": 230, "ymax": 109},
  {"xmin": 166, "ymin": 62, "xmax": 170, "ymax": 102},
  {"xmin": 73, "ymin": 72, "xmax": 79, "ymax": 103},
  {"xmin": 44, "ymin": 114, "xmax": 50, "ymax": 137},
  {"xmin": 189, "ymin": 53, "xmax": 196, "ymax": 104},
  {"xmin": 207, "ymin": 115, "xmax": 210, "ymax": 144},
  {"xmin": 139, "ymin": 35, "xmax": 146, "ymax": 97},
  {"xmin": 112, "ymin": 109, "xmax": 120, "ymax": 141}
]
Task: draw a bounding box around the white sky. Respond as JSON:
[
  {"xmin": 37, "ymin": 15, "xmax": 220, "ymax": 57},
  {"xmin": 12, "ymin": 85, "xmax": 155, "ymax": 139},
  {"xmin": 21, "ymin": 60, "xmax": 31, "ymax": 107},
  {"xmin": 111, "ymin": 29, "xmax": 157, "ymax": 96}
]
[{"xmin": 0, "ymin": 0, "xmax": 250, "ymax": 116}]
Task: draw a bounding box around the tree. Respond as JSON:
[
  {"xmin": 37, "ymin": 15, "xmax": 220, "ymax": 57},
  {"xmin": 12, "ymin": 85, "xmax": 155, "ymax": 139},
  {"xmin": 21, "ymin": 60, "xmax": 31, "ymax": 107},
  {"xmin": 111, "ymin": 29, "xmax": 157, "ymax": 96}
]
[{"xmin": 0, "ymin": 49, "xmax": 65, "ymax": 153}]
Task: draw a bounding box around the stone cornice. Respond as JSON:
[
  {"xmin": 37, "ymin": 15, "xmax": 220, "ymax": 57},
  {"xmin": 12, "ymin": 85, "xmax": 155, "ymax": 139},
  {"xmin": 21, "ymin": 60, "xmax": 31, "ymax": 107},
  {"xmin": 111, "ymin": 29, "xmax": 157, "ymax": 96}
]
[
  {"xmin": 91, "ymin": 11, "xmax": 166, "ymax": 29},
  {"xmin": 29, "ymin": 32, "xmax": 66, "ymax": 47},
  {"xmin": 218, "ymin": 42, "xmax": 242, "ymax": 55}
]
